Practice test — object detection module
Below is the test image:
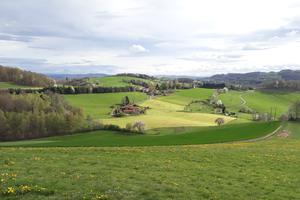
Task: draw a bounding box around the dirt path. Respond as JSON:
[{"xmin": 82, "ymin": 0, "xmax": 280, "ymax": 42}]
[
  {"xmin": 239, "ymin": 95, "xmax": 246, "ymax": 106},
  {"xmin": 230, "ymin": 125, "xmax": 282, "ymax": 144}
]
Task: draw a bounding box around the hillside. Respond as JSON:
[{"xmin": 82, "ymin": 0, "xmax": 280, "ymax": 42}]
[
  {"xmin": 205, "ymin": 69, "xmax": 300, "ymax": 86},
  {"xmin": 0, "ymin": 65, "xmax": 54, "ymax": 87},
  {"xmin": 47, "ymin": 73, "xmax": 107, "ymax": 80},
  {"xmin": 88, "ymin": 74, "xmax": 158, "ymax": 87}
]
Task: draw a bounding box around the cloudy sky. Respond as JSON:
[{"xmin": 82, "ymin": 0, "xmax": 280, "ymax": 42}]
[{"xmin": 1, "ymin": 0, "xmax": 300, "ymax": 75}]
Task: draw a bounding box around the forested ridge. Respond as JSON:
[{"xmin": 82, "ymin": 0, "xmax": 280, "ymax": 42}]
[{"xmin": 0, "ymin": 65, "xmax": 54, "ymax": 87}]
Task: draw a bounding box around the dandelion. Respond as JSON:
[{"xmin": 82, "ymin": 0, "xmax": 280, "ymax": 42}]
[
  {"xmin": 7, "ymin": 187, "xmax": 14, "ymax": 194},
  {"xmin": 19, "ymin": 185, "xmax": 31, "ymax": 193},
  {"xmin": 95, "ymin": 194, "xmax": 109, "ymax": 200}
]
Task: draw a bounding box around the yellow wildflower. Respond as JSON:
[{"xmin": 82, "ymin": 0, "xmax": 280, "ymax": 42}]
[{"xmin": 7, "ymin": 187, "xmax": 14, "ymax": 194}]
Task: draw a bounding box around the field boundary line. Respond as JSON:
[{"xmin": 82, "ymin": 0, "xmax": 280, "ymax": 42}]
[{"xmin": 234, "ymin": 124, "xmax": 282, "ymax": 143}]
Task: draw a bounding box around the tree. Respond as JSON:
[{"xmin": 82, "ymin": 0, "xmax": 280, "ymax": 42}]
[
  {"xmin": 122, "ymin": 96, "xmax": 130, "ymax": 106},
  {"xmin": 215, "ymin": 118, "xmax": 225, "ymax": 126},
  {"xmin": 288, "ymin": 101, "xmax": 300, "ymax": 121},
  {"xmin": 126, "ymin": 123, "xmax": 132, "ymax": 131},
  {"xmin": 132, "ymin": 121, "xmax": 146, "ymax": 133}
]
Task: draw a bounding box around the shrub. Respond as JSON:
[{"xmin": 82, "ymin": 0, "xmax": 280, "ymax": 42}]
[
  {"xmin": 239, "ymin": 106, "xmax": 254, "ymax": 114},
  {"xmin": 132, "ymin": 121, "xmax": 146, "ymax": 133},
  {"xmin": 126, "ymin": 123, "xmax": 133, "ymax": 131}
]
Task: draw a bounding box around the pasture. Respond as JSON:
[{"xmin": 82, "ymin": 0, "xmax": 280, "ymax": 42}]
[
  {"xmin": 0, "ymin": 82, "xmax": 33, "ymax": 89},
  {"xmin": 0, "ymin": 121, "xmax": 279, "ymax": 147},
  {"xmin": 64, "ymin": 92, "xmax": 148, "ymax": 119},
  {"xmin": 0, "ymin": 122, "xmax": 299, "ymax": 200},
  {"xmin": 65, "ymin": 88, "xmax": 235, "ymax": 129},
  {"xmin": 1, "ymin": 87, "xmax": 299, "ymax": 199},
  {"xmin": 219, "ymin": 90, "xmax": 300, "ymax": 118}
]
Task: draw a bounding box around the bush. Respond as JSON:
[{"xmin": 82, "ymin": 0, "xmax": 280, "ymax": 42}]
[
  {"xmin": 239, "ymin": 106, "xmax": 254, "ymax": 114},
  {"xmin": 132, "ymin": 121, "xmax": 146, "ymax": 133}
]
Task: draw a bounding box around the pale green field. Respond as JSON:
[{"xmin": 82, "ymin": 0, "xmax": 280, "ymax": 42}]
[
  {"xmin": 157, "ymin": 88, "xmax": 213, "ymax": 105},
  {"xmin": 65, "ymin": 88, "xmax": 234, "ymax": 130},
  {"xmin": 64, "ymin": 92, "xmax": 148, "ymax": 119},
  {"xmin": 103, "ymin": 98, "xmax": 234, "ymax": 129}
]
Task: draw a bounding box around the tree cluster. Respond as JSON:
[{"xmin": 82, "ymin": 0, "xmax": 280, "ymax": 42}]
[
  {"xmin": 5, "ymin": 85, "xmax": 137, "ymax": 95},
  {"xmin": 262, "ymin": 80, "xmax": 300, "ymax": 90},
  {"xmin": 116, "ymin": 73, "xmax": 155, "ymax": 80},
  {"xmin": 0, "ymin": 65, "xmax": 54, "ymax": 87},
  {"xmin": 0, "ymin": 93, "xmax": 86, "ymax": 141}
]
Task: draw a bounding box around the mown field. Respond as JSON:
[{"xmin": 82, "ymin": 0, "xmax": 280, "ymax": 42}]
[
  {"xmin": 0, "ymin": 122, "xmax": 299, "ymax": 199},
  {"xmin": 0, "ymin": 121, "xmax": 279, "ymax": 147}
]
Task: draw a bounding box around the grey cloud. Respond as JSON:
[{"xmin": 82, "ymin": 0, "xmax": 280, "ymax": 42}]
[
  {"xmin": 178, "ymin": 54, "xmax": 244, "ymax": 63},
  {"xmin": 0, "ymin": 34, "xmax": 33, "ymax": 42},
  {"xmin": 0, "ymin": 57, "xmax": 47, "ymax": 66}
]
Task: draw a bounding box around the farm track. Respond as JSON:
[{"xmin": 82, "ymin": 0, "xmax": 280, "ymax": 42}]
[{"xmin": 239, "ymin": 95, "xmax": 247, "ymax": 106}]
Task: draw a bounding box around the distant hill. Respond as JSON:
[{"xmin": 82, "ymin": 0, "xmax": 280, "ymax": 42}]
[
  {"xmin": 205, "ymin": 69, "xmax": 300, "ymax": 85},
  {"xmin": 46, "ymin": 73, "xmax": 108, "ymax": 80},
  {"xmin": 0, "ymin": 65, "xmax": 55, "ymax": 87}
]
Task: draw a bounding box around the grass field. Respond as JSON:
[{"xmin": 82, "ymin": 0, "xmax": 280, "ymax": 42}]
[
  {"xmin": 103, "ymin": 99, "xmax": 234, "ymax": 129},
  {"xmin": 0, "ymin": 121, "xmax": 279, "ymax": 147},
  {"xmin": 1, "ymin": 88, "xmax": 299, "ymax": 199},
  {"xmin": 64, "ymin": 92, "xmax": 148, "ymax": 119},
  {"xmin": 0, "ymin": 82, "xmax": 34, "ymax": 89},
  {"xmin": 88, "ymin": 76, "xmax": 155, "ymax": 87},
  {"xmin": 219, "ymin": 90, "xmax": 300, "ymax": 117},
  {"xmin": 0, "ymin": 122, "xmax": 299, "ymax": 199},
  {"xmin": 65, "ymin": 88, "xmax": 234, "ymax": 129},
  {"xmin": 157, "ymin": 88, "xmax": 213, "ymax": 106}
]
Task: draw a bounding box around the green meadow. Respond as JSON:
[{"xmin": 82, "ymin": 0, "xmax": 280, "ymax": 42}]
[
  {"xmin": 64, "ymin": 92, "xmax": 148, "ymax": 119},
  {"xmin": 0, "ymin": 122, "xmax": 299, "ymax": 199},
  {"xmin": 88, "ymin": 76, "xmax": 155, "ymax": 87},
  {"xmin": 1, "ymin": 87, "xmax": 300, "ymax": 199},
  {"xmin": 0, "ymin": 82, "xmax": 34, "ymax": 89},
  {"xmin": 0, "ymin": 121, "xmax": 279, "ymax": 147}
]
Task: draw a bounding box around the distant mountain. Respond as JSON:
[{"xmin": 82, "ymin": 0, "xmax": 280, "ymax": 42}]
[
  {"xmin": 46, "ymin": 73, "xmax": 108, "ymax": 80},
  {"xmin": 204, "ymin": 69, "xmax": 300, "ymax": 85}
]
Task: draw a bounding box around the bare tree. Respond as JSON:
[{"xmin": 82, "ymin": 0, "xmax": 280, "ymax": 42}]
[
  {"xmin": 132, "ymin": 121, "xmax": 146, "ymax": 133},
  {"xmin": 215, "ymin": 118, "xmax": 225, "ymax": 126}
]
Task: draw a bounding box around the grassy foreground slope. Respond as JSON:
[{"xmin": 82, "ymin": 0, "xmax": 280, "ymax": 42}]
[
  {"xmin": 0, "ymin": 122, "xmax": 299, "ymax": 199},
  {"xmin": 0, "ymin": 121, "xmax": 279, "ymax": 147}
]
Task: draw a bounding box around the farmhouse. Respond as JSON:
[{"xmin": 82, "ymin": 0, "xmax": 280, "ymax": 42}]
[{"xmin": 120, "ymin": 104, "xmax": 142, "ymax": 114}]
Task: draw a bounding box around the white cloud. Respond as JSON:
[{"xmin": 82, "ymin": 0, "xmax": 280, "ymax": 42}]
[
  {"xmin": 129, "ymin": 44, "xmax": 148, "ymax": 53},
  {"xmin": 0, "ymin": 0, "xmax": 300, "ymax": 75}
]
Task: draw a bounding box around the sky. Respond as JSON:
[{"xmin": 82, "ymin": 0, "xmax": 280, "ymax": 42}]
[{"xmin": 1, "ymin": 0, "xmax": 300, "ymax": 76}]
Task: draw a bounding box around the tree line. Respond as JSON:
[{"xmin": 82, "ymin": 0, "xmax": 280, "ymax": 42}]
[
  {"xmin": 262, "ymin": 80, "xmax": 300, "ymax": 90},
  {"xmin": 5, "ymin": 85, "xmax": 137, "ymax": 95},
  {"xmin": 0, "ymin": 65, "xmax": 55, "ymax": 87}
]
